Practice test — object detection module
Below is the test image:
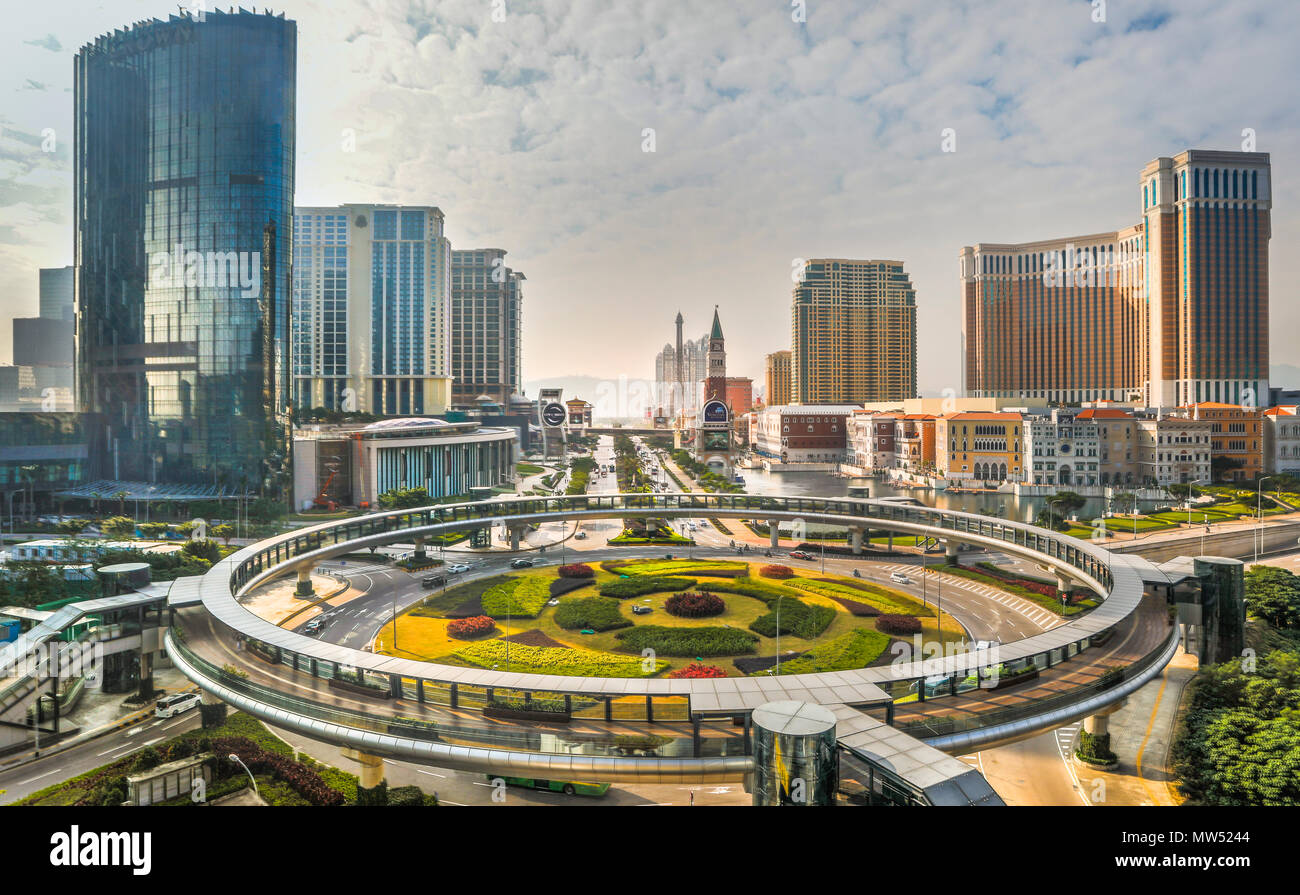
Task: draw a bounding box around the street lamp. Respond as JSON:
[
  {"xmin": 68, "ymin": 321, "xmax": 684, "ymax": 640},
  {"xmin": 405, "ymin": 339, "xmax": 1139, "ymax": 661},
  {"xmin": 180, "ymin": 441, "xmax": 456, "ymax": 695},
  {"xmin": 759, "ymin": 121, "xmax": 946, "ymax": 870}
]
[
  {"xmin": 1186, "ymin": 478, "xmax": 1204, "ymax": 534},
  {"xmin": 1256, "ymin": 475, "xmax": 1273, "ymax": 563},
  {"xmin": 229, "ymin": 754, "xmax": 258, "ymax": 798}
]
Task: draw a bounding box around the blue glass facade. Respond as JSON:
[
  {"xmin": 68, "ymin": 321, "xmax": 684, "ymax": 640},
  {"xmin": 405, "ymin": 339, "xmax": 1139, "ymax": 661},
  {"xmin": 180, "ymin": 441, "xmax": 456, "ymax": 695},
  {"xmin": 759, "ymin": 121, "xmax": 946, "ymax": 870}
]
[{"xmin": 75, "ymin": 10, "xmax": 296, "ymax": 490}]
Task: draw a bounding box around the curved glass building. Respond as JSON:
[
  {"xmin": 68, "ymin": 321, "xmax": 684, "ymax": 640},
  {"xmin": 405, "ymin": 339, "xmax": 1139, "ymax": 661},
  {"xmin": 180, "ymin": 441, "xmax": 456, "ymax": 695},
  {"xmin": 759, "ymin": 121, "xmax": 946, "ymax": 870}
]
[{"xmin": 74, "ymin": 10, "xmax": 296, "ymax": 492}]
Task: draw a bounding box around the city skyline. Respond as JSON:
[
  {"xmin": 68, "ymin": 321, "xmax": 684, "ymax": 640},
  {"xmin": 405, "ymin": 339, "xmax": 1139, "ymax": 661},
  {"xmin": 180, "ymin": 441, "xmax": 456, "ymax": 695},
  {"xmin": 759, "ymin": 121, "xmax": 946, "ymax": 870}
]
[{"xmin": 2, "ymin": 1, "xmax": 1298, "ymax": 394}]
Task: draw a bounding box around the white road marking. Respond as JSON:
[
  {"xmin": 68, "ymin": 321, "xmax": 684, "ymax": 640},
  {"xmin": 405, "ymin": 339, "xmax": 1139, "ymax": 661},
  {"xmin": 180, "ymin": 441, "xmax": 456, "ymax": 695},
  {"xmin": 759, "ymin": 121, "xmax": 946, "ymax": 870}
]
[{"xmin": 16, "ymin": 769, "xmax": 57, "ymax": 785}]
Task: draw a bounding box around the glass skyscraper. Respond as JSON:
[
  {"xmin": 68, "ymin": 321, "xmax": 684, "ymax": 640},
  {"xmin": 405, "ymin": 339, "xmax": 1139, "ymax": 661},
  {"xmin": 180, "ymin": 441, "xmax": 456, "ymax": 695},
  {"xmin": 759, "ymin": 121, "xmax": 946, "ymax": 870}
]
[{"xmin": 74, "ymin": 10, "xmax": 296, "ymax": 491}]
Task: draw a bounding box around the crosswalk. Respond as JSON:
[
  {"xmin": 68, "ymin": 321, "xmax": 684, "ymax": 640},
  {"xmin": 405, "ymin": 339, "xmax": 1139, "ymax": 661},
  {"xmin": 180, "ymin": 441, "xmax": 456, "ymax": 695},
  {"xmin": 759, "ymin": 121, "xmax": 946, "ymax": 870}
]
[{"xmin": 871, "ymin": 562, "xmax": 1064, "ymax": 630}]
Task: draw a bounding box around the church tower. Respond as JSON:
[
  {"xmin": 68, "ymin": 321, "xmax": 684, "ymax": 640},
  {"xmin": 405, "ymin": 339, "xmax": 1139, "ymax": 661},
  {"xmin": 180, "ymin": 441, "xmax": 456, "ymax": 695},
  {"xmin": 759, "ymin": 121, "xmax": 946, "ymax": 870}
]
[{"xmin": 705, "ymin": 306, "xmax": 727, "ymax": 404}]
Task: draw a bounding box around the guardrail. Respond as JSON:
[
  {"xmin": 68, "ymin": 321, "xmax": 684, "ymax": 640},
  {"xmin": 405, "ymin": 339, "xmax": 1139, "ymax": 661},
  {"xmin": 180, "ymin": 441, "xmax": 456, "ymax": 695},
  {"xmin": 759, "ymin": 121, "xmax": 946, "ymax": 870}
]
[{"xmin": 179, "ymin": 492, "xmax": 1167, "ymax": 759}]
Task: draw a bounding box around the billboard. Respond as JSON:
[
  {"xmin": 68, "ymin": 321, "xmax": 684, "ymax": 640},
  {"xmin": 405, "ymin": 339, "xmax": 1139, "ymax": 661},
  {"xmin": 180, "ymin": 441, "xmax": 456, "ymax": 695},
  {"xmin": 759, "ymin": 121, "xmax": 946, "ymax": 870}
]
[
  {"xmin": 702, "ymin": 400, "xmax": 729, "ymax": 425},
  {"xmin": 541, "ymin": 402, "xmax": 567, "ymax": 427}
]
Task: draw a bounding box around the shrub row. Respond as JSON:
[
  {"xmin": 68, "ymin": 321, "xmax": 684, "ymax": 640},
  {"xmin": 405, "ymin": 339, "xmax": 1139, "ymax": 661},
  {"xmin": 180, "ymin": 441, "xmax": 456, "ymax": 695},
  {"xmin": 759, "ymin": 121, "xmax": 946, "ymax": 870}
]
[
  {"xmin": 554, "ymin": 596, "xmax": 632, "ymax": 632},
  {"xmin": 481, "ymin": 576, "xmax": 552, "ymax": 618},
  {"xmin": 598, "ymin": 576, "xmax": 696, "ymax": 599},
  {"xmin": 876, "ymin": 614, "xmax": 923, "ymax": 635},
  {"xmin": 558, "ymin": 563, "xmax": 595, "ymax": 579},
  {"xmin": 667, "ymin": 662, "xmax": 727, "ymax": 679},
  {"xmin": 664, "ymin": 591, "xmax": 726, "ymax": 618},
  {"xmin": 447, "ymin": 615, "xmax": 495, "ymax": 638},
  {"xmin": 773, "ymin": 629, "xmax": 892, "ymax": 675},
  {"xmin": 615, "ymin": 625, "xmax": 759, "ymax": 657}
]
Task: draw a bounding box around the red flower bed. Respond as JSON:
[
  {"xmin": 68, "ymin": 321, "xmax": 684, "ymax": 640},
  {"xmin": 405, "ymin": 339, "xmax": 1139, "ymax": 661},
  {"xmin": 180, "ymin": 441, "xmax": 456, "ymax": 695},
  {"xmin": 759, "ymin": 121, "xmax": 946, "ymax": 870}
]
[
  {"xmin": 668, "ymin": 662, "xmax": 727, "ymax": 679},
  {"xmin": 447, "ymin": 615, "xmax": 496, "ymax": 638},
  {"xmin": 212, "ymin": 736, "xmax": 345, "ymax": 806},
  {"xmin": 664, "ymin": 591, "xmax": 725, "ymax": 618},
  {"xmin": 558, "ymin": 563, "xmax": 595, "ymax": 578},
  {"xmin": 876, "ymin": 614, "xmax": 923, "ymax": 635},
  {"xmin": 760, "ymin": 564, "xmax": 794, "ymax": 579}
]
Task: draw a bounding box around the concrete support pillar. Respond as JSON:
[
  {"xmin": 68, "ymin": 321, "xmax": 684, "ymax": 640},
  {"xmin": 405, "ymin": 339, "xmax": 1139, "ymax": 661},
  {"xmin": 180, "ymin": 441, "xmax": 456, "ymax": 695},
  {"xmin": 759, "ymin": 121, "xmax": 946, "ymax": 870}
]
[
  {"xmin": 343, "ymin": 747, "xmax": 386, "ymax": 788},
  {"xmin": 1055, "ymin": 573, "xmax": 1070, "ymax": 596},
  {"xmin": 849, "ymin": 528, "xmax": 864, "ymax": 556},
  {"xmin": 1083, "ymin": 713, "xmax": 1109, "ymax": 738},
  {"xmin": 137, "ymin": 650, "xmax": 154, "ymax": 699},
  {"xmin": 198, "ymin": 689, "xmax": 227, "ymax": 729},
  {"xmin": 768, "ymin": 520, "xmax": 780, "ymax": 549},
  {"xmin": 944, "ymin": 539, "xmax": 959, "ymax": 565},
  {"xmin": 413, "ymin": 536, "xmax": 426, "ymax": 560},
  {"xmin": 509, "ymin": 526, "xmax": 522, "ymax": 551},
  {"xmin": 295, "ymin": 567, "xmax": 314, "ymax": 597}
]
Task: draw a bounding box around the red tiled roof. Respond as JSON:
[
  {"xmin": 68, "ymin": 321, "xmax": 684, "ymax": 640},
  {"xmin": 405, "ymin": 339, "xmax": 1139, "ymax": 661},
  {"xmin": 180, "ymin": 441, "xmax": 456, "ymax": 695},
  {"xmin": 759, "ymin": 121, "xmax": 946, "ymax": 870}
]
[{"xmin": 1076, "ymin": 408, "xmax": 1134, "ymax": 419}]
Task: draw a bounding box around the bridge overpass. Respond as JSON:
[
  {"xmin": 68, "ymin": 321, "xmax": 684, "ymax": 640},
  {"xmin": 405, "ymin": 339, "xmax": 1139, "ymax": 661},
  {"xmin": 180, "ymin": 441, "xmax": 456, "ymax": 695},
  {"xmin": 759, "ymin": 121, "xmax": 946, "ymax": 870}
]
[{"xmin": 168, "ymin": 492, "xmax": 1192, "ymax": 805}]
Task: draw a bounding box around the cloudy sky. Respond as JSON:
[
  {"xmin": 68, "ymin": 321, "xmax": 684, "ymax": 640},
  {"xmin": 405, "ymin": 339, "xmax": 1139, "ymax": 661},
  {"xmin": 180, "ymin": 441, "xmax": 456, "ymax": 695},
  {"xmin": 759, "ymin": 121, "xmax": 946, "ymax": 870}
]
[{"xmin": 2, "ymin": 0, "xmax": 1298, "ymax": 397}]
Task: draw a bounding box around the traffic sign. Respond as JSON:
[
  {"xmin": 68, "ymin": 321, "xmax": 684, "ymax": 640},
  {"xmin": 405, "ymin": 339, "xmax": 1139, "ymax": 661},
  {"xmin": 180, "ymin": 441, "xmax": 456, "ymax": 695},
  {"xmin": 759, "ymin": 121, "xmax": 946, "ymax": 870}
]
[{"xmin": 542, "ymin": 402, "xmax": 567, "ymax": 427}]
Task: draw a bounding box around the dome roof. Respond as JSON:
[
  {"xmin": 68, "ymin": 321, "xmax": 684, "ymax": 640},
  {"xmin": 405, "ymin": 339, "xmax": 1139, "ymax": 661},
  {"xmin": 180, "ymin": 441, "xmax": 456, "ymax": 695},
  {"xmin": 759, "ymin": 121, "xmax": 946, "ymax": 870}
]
[{"xmin": 362, "ymin": 417, "xmax": 450, "ymax": 431}]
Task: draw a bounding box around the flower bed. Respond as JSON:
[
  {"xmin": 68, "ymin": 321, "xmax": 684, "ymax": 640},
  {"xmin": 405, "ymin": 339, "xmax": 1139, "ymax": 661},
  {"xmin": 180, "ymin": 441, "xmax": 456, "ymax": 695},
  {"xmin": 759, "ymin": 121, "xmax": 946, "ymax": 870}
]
[
  {"xmin": 558, "ymin": 563, "xmax": 595, "ymax": 579},
  {"xmin": 771, "ymin": 629, "xmax": 891, "ymax": 674},
  {"xmin": 791, "ymin": 578, "xmax": 933, "ymax": 617},
  {"xmin": 760, "ymin": 564, "xmax": 794, "ymax": 579},
  {"xmin": 664, "ymin": 591, "xmax": 726, "ymax": 618},
  {"xmin": 667, "ymin": 662, "xmax": 727, "ymax": 679},
  {"xmin": 598, "ymin": 576, "xmax": 696, "ymax": 599},
  {"xmin": 554, "ymin": 596, "xmax": 631, "ymax": 632},
  {"xmin": 876, "ymin": 614, "xmax": 923, "ymax": 635},
  {"xmin": 615, "ymin": 625, "xmax": 759, "ymax": 657},
  {"xmin": 454, "ymin": 639, "xmax": 667, "ymax": 677},
  {"xmin": 447, "ymin": 615, "xmax": 496, "ymax": 638},
  {"xmin": 481, "ymin": 576, "xmax": 552, "ymax": 618}
]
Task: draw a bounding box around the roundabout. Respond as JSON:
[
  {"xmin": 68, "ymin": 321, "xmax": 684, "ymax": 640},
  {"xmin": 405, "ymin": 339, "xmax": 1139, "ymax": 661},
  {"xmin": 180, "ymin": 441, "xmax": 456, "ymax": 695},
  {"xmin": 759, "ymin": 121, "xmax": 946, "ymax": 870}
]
[{"xmin": 166, "ymin": 492, "xmax": 1177, "ymax": 796}]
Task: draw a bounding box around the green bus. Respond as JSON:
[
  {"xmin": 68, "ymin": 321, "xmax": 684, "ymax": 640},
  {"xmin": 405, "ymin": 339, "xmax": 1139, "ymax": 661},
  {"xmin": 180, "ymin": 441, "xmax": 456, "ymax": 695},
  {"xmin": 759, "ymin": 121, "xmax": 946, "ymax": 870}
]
[{"xmin": 487, "ymin": 775, "xmax": 611, "ymax": 798}]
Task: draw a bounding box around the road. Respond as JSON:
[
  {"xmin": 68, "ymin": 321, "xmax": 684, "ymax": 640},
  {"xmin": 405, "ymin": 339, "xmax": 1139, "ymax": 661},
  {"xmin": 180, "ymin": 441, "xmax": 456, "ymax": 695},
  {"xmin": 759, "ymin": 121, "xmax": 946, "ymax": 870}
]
[{"xmin": 0, "ymin": 710, "xmax": 203, "ymax": 804}]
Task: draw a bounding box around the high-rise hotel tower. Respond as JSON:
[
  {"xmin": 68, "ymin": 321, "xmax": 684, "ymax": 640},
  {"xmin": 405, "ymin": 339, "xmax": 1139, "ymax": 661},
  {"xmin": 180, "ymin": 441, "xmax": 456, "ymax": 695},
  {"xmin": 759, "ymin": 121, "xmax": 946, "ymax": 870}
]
[
  {"xmin": 792, "ymin": 259, "xmax": 918, "ymax": 404},
  {"xmin": 292, "ymin": 205, "xmax": 453, "ymax": 416},
  {"xmin": 961, "ymin": 149, "xmax": 1271, "ymax": 407},
  {"xmin": 75, "ymin": 10, "xmax": 296, "ymax": 488}
]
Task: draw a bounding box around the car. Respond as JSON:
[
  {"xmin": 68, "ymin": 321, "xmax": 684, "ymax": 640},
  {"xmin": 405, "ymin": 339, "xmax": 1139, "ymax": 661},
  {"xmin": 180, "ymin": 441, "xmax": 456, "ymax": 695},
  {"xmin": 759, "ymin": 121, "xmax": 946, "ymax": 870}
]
[
  {"xmin": 574, "ymin": 531, "xmax": 587, "ymax": 540},
  {"xmin": 447, "ymin": 563, "xmax": 470, "ymax": 574},
  {"xmin": 789, "ymin": 550, "xmax": 814, "ymax": 561},
  {"xmin": 510, "ymin": 558, "xmax": 535, "ymax": 569},
  {"xmin": 889, "ymin": 571, "xmax": 912, "ymax": 585},
  {"xmin": 155, "ymin": 692, "xmax": 201, "ymax": 718},
  {"xmin": 546, "ymin": 598, "xmax": 560, "ymax": 607},
  {"xmin": 631, "ymin": 606, "xmax": 652, "ymax": 615},
  {"xmin": 302, "ymin": 617, "xmax": 327, "ymax": 634},
  {"xmin": 421, "ymin": 574, "xmax": 447, "ymax": 588}
]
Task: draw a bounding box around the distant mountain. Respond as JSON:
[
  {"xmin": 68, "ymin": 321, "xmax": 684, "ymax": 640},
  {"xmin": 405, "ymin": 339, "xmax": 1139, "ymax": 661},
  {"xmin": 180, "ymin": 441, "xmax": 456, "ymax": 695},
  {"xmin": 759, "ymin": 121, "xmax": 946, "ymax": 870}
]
[{"xmin": 522, "ymin": 375, "xmax": 611, "ymax": 401}]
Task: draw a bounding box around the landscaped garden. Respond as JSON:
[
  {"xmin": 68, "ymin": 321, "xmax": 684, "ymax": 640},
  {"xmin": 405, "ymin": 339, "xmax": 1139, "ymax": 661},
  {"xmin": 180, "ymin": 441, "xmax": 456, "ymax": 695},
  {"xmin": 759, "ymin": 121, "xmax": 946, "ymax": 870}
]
[{"xmin": 375, "ymin": 557, "xmax": 969, "ymax": 678}]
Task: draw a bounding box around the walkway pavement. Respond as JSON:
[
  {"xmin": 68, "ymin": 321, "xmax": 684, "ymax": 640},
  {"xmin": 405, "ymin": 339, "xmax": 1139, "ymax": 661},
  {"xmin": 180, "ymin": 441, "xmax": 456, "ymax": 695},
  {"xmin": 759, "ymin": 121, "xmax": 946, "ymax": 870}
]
[{"xmin": 1068, "ymin": 643, "xmax": 1198, "ymax": 806}]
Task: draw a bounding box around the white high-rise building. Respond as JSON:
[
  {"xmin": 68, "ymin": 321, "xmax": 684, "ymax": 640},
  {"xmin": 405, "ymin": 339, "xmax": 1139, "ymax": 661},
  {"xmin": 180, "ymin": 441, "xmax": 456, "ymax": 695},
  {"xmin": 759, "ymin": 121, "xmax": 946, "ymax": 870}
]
[{"xmin": 292, "ymin": 205, "xmax": 453, "ymax": 416}]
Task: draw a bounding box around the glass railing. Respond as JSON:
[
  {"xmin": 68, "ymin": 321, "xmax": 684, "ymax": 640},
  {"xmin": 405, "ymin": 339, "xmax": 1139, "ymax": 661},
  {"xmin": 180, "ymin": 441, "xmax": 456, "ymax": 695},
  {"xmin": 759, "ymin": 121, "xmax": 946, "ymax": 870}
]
[
  {"xmin": 891, "ymin": 625, "xmax": 1178, "ymax": 739},
  {"xmin": 169, "ymin": 633, "xmax": 743, "ymax": 760}
]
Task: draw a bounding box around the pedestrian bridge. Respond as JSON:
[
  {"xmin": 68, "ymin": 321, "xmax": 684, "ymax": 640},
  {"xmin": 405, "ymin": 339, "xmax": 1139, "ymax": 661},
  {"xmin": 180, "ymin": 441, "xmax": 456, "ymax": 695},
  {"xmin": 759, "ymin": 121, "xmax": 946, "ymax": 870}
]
[{"xmin": 168, "ymin": 492, "xmax": 1179, "ymax": 804}]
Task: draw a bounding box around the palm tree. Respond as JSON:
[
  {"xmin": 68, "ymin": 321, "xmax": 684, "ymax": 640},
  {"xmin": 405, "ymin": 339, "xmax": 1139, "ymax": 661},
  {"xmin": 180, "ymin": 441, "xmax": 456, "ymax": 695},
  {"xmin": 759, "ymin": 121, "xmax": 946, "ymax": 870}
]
[{"xmin": 113, "ymin": 490, "xmax": 129, "ymax": 516}]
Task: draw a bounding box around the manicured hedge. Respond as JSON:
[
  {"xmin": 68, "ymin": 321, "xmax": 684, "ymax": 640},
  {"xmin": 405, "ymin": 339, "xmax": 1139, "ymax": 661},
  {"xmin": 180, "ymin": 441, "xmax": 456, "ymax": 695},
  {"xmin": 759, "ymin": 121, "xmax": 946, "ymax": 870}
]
[
  {"xmin": 558, "ymin": 563, "xmax": 595, "ymax": 578},
  {"xmin": 554, "ymin": 596, "xmax": 632, "ymax": 632},
  {"xmin": 550, "ymin": 576, "xmax": 595, "ymax": 597},
  {"xmin": 598, "ymin": 576, "xmax": 696, "ymax": 599},
  {"xmin": 664, "ymin": 591, "xmax": 726, "ymax": 618},
  {"xmin": 773, "ymin": 629, "xmax": 891, "ymax": 674},
  {"xmin": 455, "ymin": 639, "xmax": 666, "ymax": 676},
  {"xmin": 790, "ymin": 578, "xmax": 933, "ymax": 617},
  {"xmin": 481, "ymin": 576, "xmax": 552, "ymax": 618},
  {"xmin": 876, "ymin": 614, "xmax": 923, "ymax": 635},
  {"xmin": 749, "ymin": 601, "xmax": 836, "ymax": 639},
  {"xmin": 668, "ymin": 662, "xmax": 727, "ymax": 679},
  {"xmin": 760, "ymin": 564, "xmax": 794, "ymax": 579},
  {"xmin": 616, "ymin": 625, "xmax": 759, "ymax": 657},
  {"xmin": 447, "ymin": 615, "xmax": 496, "ymax": 638}
]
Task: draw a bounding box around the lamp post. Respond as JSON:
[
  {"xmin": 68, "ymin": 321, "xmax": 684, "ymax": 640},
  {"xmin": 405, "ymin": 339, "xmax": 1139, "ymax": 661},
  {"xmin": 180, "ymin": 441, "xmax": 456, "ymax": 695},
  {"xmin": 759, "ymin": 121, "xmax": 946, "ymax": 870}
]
[
  {"xmin": 1186, "ymin": 478, "xmax": 1204, "ymax": 536},
  {"xmin": 229, "ymin": 754, "xmax": 258, "ymax": 798},
  {"xmin": 1256, "ymin": 475, "xmax": 1273, "ymax": 563}
]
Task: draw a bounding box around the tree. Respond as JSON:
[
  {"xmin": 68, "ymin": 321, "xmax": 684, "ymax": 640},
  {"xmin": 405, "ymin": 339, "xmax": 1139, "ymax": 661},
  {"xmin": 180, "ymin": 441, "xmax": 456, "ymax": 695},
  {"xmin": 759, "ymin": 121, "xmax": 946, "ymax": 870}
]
[
  {"xmin": 101, "ymin": 516, "xmax": 136, "ymax": 538},
  {"xmin": 377, "ymin": 487, "xmax": 431, "ymax": 510},
  {"xmin": 138, "ymin": 522, "xmax": 169, "ymax": 539},
  {"xmin": 181, "ymin": 538, "xmax": 222, "ymax": 563},
  {"xmin": 56, "ymin": 519, "xmax": 89, "ymax": 536},
  {"xmin": 112, "ymin": 490, "xmax": 129, "ymax": 516},
  {"xmin": 212, "ymin": 523, "xmax": 235, "ymax": 545},
  {"xmin": 1245, "ymin": 565, "xmax": 1300, "ymax": 629}
]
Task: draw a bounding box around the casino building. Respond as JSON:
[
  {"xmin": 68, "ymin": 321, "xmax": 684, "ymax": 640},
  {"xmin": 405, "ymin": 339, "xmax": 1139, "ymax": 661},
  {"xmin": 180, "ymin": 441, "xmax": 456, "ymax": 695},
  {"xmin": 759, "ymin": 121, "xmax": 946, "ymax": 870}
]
[{"xmin": 292, "ymin": 417, "xmax": 516, "ymax": 511}]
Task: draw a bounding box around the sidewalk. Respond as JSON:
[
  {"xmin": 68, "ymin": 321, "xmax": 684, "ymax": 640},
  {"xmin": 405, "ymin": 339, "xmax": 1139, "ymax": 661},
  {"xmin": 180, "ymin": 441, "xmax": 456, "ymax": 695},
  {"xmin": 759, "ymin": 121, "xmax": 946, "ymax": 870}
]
[{"xmin": 1069, "ymin": 644, "xmax": 1198, "ymax": 806}]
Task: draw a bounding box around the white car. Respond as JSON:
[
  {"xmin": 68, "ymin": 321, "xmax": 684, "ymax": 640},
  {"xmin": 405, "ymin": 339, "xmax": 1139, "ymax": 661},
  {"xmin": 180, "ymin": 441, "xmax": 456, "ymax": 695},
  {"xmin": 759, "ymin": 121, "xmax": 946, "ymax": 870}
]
[
  {"xmin": 889, "ymin": 571, "xmax": 911, "ymax": 585},
  {"xmin": 447, "ymin": 563, "xmax": 471, "ymax": 574},
  {"xmin": 155, "ymin": 692, "xmax": 201, "ymax": 718}
]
